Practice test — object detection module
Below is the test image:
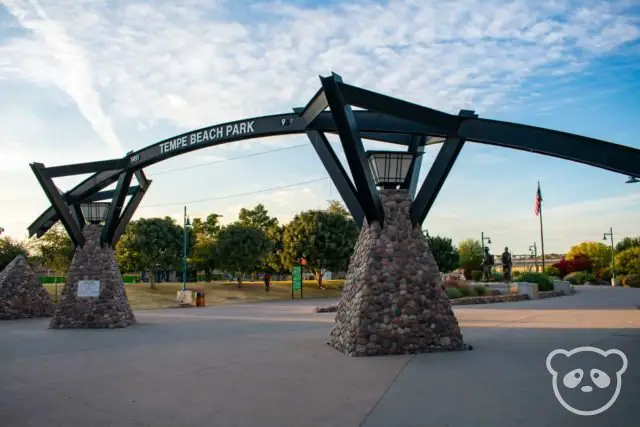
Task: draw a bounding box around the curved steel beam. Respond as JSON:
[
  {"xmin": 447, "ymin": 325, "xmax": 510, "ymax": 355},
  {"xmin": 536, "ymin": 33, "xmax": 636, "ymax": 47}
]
[
  {"xmin": 458, "ymin": 118, "xmax": 640, "ymax": 177},
  {"xmin": 28, "ymin": 104, "xmax": 640, "ymax": 237}
]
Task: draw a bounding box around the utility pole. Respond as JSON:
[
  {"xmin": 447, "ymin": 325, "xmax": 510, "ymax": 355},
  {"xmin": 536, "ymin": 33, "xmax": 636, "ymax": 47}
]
[{"xmin": 183, "ymin": 206, "xmax": 190, "ymax": 292}]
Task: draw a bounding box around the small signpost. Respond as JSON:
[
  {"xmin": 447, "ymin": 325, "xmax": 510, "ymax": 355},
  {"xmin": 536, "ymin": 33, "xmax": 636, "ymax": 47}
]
[
  {"xmin": 292, "ymin": 265, "xmax": 303, "ymax": 299},
  {"xmin": 77, "ymin": 280, "xmax": 101, "ymax": 297}
]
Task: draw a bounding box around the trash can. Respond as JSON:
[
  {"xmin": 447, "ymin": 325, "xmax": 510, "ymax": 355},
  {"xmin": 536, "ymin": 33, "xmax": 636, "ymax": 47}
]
[{"xmin": 195, "ymin": 291, "xmax": 206, "ymax": 307}]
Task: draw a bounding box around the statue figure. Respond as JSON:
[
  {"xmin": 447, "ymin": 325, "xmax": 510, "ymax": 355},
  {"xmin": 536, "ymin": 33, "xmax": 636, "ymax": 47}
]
[
  {"xmin": 482, "ymin": 246, "xmax": 494, "ymax": 281},
  {"xmin": 501, "ymin": 247, "xmax": 513, "ymax": 282}
]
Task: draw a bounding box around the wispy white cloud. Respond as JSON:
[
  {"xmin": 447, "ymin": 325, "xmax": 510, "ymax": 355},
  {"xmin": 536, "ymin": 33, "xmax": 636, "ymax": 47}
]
[
  {"xmin": 1, "ymin": 0, "xmax": 638, "ymax": 144},
  {"xmin": 1, "ymin": 0, "xmax": 122, "ymax": 154}
]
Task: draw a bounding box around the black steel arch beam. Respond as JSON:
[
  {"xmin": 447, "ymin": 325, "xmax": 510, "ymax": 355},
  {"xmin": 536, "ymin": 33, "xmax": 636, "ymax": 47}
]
[
  {"xmin": 321, "ymin": 73, "xmax": 383, "ymax": 225},
  {"xmin": 404, "ymin": 135, "xmax": 426, "ymax": 198},
  {"xmin": 85, "ymin": 186, "xmax": 140, "ymax": 203},
  {"xmin": 100, "ymin": 170, "xmax": 134, "ymax": 246},
  {"xmin": 110, "ymin": 182, "xmax": 152, "ymax": 248},
  {"xmin": 30, "ymin": 163, "xmax": 85, "ymax": 247},
  {"xmin": 458, "ymin": 119, "xmax": 640, "ymax": 178},
  {"xmin": 305, "ymin": 130, "xmax": 364, "ymax": 226},
  {"xmin": 45, "ymin": 158, "xmax": 129, "ymax": 178}
]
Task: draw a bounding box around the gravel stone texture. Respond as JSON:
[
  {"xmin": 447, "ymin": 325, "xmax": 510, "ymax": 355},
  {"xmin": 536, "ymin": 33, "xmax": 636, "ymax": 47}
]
[
  {"xmin": 49, "ymin": 224, "xmax": 135, "ymax": 329},
  {"xmin": 328, "ymin": 189, "xmax": 466, "ymax": 357},
  {"xmin": 0, "ymin": 255, "xmax": 55, "ymax": 320}
]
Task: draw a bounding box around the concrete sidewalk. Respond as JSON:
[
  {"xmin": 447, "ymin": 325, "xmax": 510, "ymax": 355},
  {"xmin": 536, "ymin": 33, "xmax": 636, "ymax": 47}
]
[{"xmin": 1, "ymin": 288, "xmax": 639, "ymax": 427}]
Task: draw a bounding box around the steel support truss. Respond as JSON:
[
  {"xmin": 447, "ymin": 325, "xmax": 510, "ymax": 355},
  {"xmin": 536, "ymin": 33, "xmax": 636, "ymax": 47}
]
[{"xmin": 28, "ymin": 72, "xmax": 640, "ymax": 244}]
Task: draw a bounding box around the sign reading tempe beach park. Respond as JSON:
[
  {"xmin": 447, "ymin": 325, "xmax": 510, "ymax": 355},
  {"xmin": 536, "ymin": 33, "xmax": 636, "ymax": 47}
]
[
  {"xmin": 159, "ymin": 121, "xmax": 256, "ymax": 155},
  {"xmin": 77, "ymin": 280, "xmax": 101, "ymax": 298}
]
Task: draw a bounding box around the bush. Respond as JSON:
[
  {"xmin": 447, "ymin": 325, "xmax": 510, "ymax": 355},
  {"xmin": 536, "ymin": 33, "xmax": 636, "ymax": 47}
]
[
  {"xmin": 517, "ymin": 272, "xmax": 554, "ymax": 292},
  {"xmin": 471, "ymin": 270, "xmax": 483, "ymax": 281},
  {"xmin": 491, "ymin": 271, "xmax": 504, "ymax": 282},
  {"xmin": 458, "ymin": 286, "xmax": 476, "ymax": 297},
  {"xmin": 621, "ymin": 273, "xmax": 640, "ymax": 288},
  {"xmin": 513, "ymin": 270, "xmax": 521, "ymax": 278},
  {"xmin": 475, "ymin": 285, "xmax": 487, "ymax": 296},
  {"xmin": 446, "ymin": 287, "xmax": 462, "ymax": 299},
  {"xmin": 553, "ymin": 255, "xmax": 594, "ymax": 277},
  {"xmin": 545, "ymin": 265, "xmax": 561, "ymax": 277},
  {"xmin": 426, "ymin": 235, "xmax": 459, "ymax": 273},
  {"xmin": 615, "ymin": 247, "xmax": 640, "ymax": 275},
  {"xmin": 564, "ymin": 271, "xmax": 587, "ymax": 285}
]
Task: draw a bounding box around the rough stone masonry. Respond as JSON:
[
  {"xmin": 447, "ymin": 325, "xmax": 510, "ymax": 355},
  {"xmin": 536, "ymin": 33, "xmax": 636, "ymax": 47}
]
[
  {"xmin": 50, "ymin": 224, "xmax": 135, "ymax": 329},
  {"xmin": 0, "ymin": 255, "xmax": 55, "ymax": 320},
  {"xmin": 328, "ymin": 189, "xmax": 467, "ymax": 356}
]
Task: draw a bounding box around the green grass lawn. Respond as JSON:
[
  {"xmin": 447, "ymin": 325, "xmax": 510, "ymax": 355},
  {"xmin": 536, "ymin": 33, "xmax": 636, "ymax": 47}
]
[{"xmin": 43, "ymin": 279, "xmax": 344, "ymax": 310}]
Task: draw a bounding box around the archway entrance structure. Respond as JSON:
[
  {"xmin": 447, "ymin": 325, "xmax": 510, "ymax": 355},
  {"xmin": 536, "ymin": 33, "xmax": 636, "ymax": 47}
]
[
  {"xmin": 26, "ymin": 71, "xmax": 640, "ymax": 342},
  {"xmin": 28, "ymin": 72, "xmax": 640, "ymax": 248}
]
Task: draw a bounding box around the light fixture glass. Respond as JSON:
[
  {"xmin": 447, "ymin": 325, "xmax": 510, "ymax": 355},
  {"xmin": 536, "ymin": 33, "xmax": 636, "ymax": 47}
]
[
  {"xmin": 366, "ymin": 150, "xmax": 414, "ymax": 189},
  {"xmin": 80, "ymin": 202, "xmax": 110, "ymax": 224}
]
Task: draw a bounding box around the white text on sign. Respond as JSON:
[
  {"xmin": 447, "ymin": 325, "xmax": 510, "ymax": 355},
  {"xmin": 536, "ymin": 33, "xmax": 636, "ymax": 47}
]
[{"xmin": 159, "ymin": 121, "xmax": 255, "ymax": 154}]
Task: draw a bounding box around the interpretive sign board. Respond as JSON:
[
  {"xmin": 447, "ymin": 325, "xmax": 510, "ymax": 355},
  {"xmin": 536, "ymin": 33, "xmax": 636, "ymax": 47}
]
[
  {"xmin": 292, "ymin": 265, "xmax": 303, "ymax": 299},
  {"xmin": 77, "ymin": 280, "xmax": 101, "ymax": 297}
]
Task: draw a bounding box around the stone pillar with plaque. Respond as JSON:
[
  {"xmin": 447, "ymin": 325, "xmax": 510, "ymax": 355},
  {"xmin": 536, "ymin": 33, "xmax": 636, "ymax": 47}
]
[{"xmin": 49, "ymin": 224, "xmax": 135, "ymax": 329}]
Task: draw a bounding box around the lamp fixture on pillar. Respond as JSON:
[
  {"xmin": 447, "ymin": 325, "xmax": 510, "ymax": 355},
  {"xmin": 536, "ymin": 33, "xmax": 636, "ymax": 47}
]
[
  {"xmin": 80, "ymin": 202, "xmax": 110, "ymax": 224},
  {"xmin": 366, "ymin": 150, "xmax": 415, "ymax": 189}
]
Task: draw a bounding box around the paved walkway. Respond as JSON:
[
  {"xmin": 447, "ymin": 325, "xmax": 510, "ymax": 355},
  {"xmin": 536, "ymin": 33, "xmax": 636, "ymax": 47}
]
[{"xmin": 0, "ymin": 287, "xmax": 638, "ymax": 427}]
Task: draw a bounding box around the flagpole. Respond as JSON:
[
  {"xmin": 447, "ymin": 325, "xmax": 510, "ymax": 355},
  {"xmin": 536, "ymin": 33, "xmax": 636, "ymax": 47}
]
[{"xmin": 538, "ymin": 181, "xmax": 546, "ymax": 271}]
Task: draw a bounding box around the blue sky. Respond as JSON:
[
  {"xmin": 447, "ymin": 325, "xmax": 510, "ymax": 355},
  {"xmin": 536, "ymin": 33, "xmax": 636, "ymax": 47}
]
[{"xmin": 0, "ymin": 0, "xmax": 639, "ymax": 255}]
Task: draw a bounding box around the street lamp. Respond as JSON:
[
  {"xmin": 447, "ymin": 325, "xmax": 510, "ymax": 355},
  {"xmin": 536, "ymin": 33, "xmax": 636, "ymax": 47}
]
[
  {"xmin": 625, "ymin": 176, "xmax": 639, "ymax": 184},
  {"xmin": 80, "ymin": 202, "xmax": 110, "ymax": 224},
  {"xmin": 183, "ymin": 206, "xmax": 191, "ymax": 292},
  {"xmin": 529, "ymin": 242, "xmax": 538, "ymax": 272},
  {"xmin": 603, "ymin": 227, "xmax": 616, "ymax": 287},
  {"xmin": 366, "ymin": 150, "xmax": 415, "ymax": 189},
  {"xmin": 481, "ymin": 232, "xmax": 491, "ymax": 249}
]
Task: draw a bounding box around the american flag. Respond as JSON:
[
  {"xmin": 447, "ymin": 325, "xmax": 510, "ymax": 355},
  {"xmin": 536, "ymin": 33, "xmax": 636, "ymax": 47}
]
[{"xmin": 534, "ymin": 182, "xmax": 542, "ymax": 216}]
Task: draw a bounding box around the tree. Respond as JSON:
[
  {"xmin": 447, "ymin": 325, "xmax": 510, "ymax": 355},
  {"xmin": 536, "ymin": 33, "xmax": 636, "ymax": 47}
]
[
  {"xmin": 192, "ymin": 214, "xmax": 223, "ymax": 239},
  {"xmin": 426, "ymin": 235, "xmax": 459, "ymax": 273},
  {"xmin": 263, "ymin": 224, "xmax": 286, "ymax": 274},
  {"xmin": 615, "ymin": 247, "xmax": 640, "ymax": 275},
  {"xmin": 0, "ymin": 237, "xmax": 29, "ymax": 271},
  {"xmin": 115, "ymin": 217, "xmax": 185, "ymax": 289},
  {"xmin": 458, "ymin": 238, "xmax": 483, "ymax": 278},
  {"xmin": 616, "ymin": 236, "xmax": 640, "ymax": 253},
  {"xmin": 191, "ymin": 213, "xmax": 223, "ymax": 281},
  {"xmin": 566, "ymin": 241, "xmax": 612, "ymax": 271},
  {"xmin": 215, "ymin": 223, "xmax": 273, "ymax": 287},
  {"xmin": 327, "ymin": 200, "xmax": 351, "ymax": 217},
  {"xmin": 238, "ymin": 204, "xmax": 278, "ymax": 230},
  {"xmin": 282, "ymin": 209, "xmax": 359, "ymax": 288},
  {"xmin": 30, "ymin": 224, "xmax": 75, "ymax": 274}
]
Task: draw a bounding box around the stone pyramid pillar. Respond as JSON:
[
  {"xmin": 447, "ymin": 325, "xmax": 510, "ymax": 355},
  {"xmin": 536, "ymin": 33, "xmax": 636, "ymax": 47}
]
[
  {"xmin": 50, "ymin": 224, "xmax": 135, "ymax": 329},
  {"xmin": 329, "ymin": 189, "xmax": 466, "ymax": 356},
  {"xmin": 0, "ymin": 255, "xmax": 55, "ymax": 320}
]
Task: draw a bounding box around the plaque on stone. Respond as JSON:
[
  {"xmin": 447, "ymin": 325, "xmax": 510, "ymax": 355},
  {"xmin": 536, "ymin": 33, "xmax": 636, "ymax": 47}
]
[{"xmin": 77, "ymin": 280, "xmax": 101, "ymax": 297}]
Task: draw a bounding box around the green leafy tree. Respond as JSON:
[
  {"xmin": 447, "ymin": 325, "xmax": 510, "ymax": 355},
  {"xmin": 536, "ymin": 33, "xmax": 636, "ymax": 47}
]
[
  {"xmin": 0, "ymin": 237, "xmax": 29, "ymax": 270},
  {"xmin": 426, "ymin": 235, "xmax": 459, "ymax": 273},
  {"xmin": 31, "ymin": 223, "xmax": 75, "ymax": 274},
  {"xmin": 615, "ymin": 247, "xmax": 640, "ymax": 275},
  {"xmin": 238, "ymin": 204, "xmax": 278, "ymax": 230},
  {"xmin": 192, "ymin": 214, "xmax": 223, "ymax": 239},
  {"xmin": 191, "ymin": 213, "xmax": 223, "ymax": 281},
  {"xmin": 327, "ymin": 200, "xmax": 351, "ymax": 217},
  {"xmin": 458, "ymin": 238, "xmax": 483, "ymax": 278},
  {"xmin": 566, "ymin": 241, "xmax": 612, "ymax": 270},
  {"xmin": 282, "ymin": 209, "xmax": 359, "ymax": 288},
  {"xmin": 115, "ymin": 217, "xmax": 185, "ymax": 289},
  {"xmin": 616, "ymin": 236, "xmax": 640, "ymax": 253},
  {"xmin": 215, "ymin": 223, "xmax": 273, "ymax": 287}
]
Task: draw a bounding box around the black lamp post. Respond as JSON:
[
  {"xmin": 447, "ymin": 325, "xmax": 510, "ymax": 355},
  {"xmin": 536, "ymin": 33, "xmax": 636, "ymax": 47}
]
[
  {"xmin": 603, "ymin": 227, "xmax": 616, "ymax": 286},
  {"xmin": 366, "ymin": 150, "xmax": 415, "ymax": 189},
  {"xmin": 481, "ymin": 232, "xmax": 491, "ymax": 249},
  {"xmin": 80, "ymin": 202, "xmax": 110, "ymax": 224}
]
